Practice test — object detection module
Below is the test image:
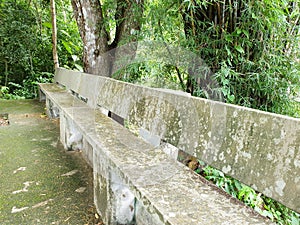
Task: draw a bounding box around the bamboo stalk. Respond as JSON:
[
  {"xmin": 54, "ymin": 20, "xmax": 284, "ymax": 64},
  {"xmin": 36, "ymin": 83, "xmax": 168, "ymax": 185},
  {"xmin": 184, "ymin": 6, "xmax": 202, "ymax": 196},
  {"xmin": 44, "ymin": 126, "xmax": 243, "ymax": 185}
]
[
  {"xmin": 4, "ymin": 59, "xmax": 8, "ymax": 87},
  {"xmin": 233, "ymin": 0, "xmax": 238, "ymax": 31},
  {"xmin": 190, "ymin": 9, "xmax": 196, "ymax": 36},
  {"xmin": 228, "ymin": 0, "xmax": 233, "ymax": 32},
  {"xmin": 50, "ymin": 0, "xmax": 59, "ymax": 69},
  {"xmin": 217, "ymin": 2, "xmax": 221, "ymax": 27},
  {"xmin": 222, "ymin": 0, "xmax": 226, "ymax": 29}
]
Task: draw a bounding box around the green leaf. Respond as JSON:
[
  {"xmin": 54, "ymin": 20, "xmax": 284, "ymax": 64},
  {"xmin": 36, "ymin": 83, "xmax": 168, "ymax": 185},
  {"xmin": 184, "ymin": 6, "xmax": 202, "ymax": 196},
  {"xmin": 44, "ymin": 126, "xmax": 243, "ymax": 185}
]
[
  {"xmin": 235, "ymin": 45, "xmax": 244, "ymax": 54},
  {"xmin": 228, "ymin": 94, "xmax": 235, "ymax": 102},
  {"xmin": 194, "ymin": 168, "xmax": 201, "ymax": 174},
  {"xmin": 225, "ymin": 35, "xmax": 233, "ymax": 43},
  {"xmin": 60, "ymin": 29, "xmax": 71, "ymax": 38},
  {"xmin": 291, "ymin": 215, "xmax": 299, "ymax": 225},
  {"xmin": 62, "ymin": 40, "xmax": 72, "ymax": 55},
  {"xmin": 251, "ymin": 13, "xmax": 258, "ymax": 19},
  {"xmin": 236, "ymin": 29, "xmax": 242, "ymax": 35},
  {"xmin": 242, "ymin": 30, "xmax": 249, "ymax": 38},
  {"xmin": 233, "ymin": 179, "xmax": 242, "ymax": 191},
  {"xmin": 225, "ymin": 45, "xmax": 232, "ymax": 56},
  {"xmin": 74, "ymin": 64, "xmax": 83, "ymax": 72},
  {"xmin": 42, "ymin": 22, "xmax": 52, "ymax": 29}
]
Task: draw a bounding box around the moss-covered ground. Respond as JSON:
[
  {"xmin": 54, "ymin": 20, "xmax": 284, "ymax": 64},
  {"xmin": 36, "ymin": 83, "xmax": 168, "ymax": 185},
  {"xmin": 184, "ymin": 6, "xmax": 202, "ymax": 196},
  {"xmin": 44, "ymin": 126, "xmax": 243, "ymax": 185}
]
[{"xmin": 0, "ymin": 100, "xmax": 102, "ymax": 224}]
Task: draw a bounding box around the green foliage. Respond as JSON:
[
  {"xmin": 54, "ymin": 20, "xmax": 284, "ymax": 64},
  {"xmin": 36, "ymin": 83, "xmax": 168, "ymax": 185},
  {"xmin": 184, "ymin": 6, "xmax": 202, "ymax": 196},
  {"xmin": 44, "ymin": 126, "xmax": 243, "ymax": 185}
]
[
  {"xmin": 0, "ymin": 1, "xmax": 53, "ymax": 82},
  {"xmin": 0, "ymin": 72, "xmax": 53, "ymax": 100},
  {"xmin": 201, "ymin": 165, "xmax": 300, "ymax": 224},
  {"xmin": 55, "ymin": 1, "xmax": 83, "ymax": 71},
  {"xmin": 178, "ymin": 0, "xmax": 300, "ymax": 116},
  {"xmin": 13, "ymin": 72, "xmax": 53, "ymax": 99},
  {"xmin": 117, "ymin": 0, "xmax": 299, "ymax": 116},
  {"xmin": 0, "ymin": 86, "xmax": 22, "ymax": 100},
  {"xmin": 0, "ymin": 0, "xmax": 82, "ymax": 99},
  {"xmin": 203, "ymin": 166, "xmax": 242, "ymax": 198},
  {"xmin": 113, "ymin": 61, "xmax": 183, "ymax": 90}
]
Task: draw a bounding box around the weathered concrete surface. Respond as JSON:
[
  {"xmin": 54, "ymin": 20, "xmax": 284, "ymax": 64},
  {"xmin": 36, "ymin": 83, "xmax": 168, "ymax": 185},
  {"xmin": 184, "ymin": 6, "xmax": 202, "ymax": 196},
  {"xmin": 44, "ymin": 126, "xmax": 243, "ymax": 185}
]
[
  {"xmin": 93, "ymin": 73, "xmax": 300, "ymax": 213},
  {"xmin": 39, "ymin": 78, "xmax": 274, "ymax": 224},
  {"xmin": 0, "ymin": 100, "xmax": 102, "ymax": 224},
  {"xmin": 71, "ymin": 105, "xmax": 274, "ymax": 225},
  {"xmin": 90, "ymin": 110, "xmax": 274, "ymax": 225},
  {"xmin": 55, "ymin": 68, "xmax": 100, "ymax": 108}
]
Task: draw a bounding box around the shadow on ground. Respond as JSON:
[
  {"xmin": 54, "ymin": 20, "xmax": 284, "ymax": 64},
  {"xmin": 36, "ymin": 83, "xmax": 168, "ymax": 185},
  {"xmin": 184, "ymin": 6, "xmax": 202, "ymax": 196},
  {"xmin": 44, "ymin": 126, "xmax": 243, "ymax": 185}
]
[{"xmin": 0, "ymin": 100, "xmax": 103, "ymax": 224}]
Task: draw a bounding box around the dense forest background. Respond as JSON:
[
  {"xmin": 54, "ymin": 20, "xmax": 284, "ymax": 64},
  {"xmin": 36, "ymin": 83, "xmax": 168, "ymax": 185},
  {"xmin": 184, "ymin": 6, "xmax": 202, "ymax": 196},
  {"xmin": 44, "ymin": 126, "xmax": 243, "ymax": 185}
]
[
  {"xmin": 0, "ymin": 0, "xmax": 299, "ymax": 117},
  {"xmin": 0, "ymin": 0, "xmax": 299, "ymax": 114},
  {"xmin": 0, "ymin": 1, "xmax": 299, "ymax": 223}
]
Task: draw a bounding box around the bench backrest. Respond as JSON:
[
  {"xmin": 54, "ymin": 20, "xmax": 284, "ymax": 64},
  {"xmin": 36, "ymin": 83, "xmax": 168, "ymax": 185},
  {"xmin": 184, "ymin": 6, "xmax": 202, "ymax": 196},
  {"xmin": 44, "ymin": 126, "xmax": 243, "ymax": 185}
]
[{"xmin": 55, "ymin": 67, "xmax": 300, "ymax": 213}]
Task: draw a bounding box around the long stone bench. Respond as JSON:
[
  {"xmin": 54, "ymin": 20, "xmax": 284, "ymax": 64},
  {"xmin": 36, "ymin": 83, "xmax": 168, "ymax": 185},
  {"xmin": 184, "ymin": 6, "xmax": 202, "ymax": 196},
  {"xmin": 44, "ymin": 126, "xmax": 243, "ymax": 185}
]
[{"xmin": 39, "ymin": 67, "xmax": 299, "ymax": 224}]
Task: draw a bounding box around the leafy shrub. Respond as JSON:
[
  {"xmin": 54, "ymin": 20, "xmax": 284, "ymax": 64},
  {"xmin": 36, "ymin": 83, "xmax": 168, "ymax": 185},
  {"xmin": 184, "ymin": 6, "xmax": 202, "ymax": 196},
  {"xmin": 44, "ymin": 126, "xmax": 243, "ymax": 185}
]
[{"xmin": 200, "ymin": 165, "xmax": 300, "ymax": 224}]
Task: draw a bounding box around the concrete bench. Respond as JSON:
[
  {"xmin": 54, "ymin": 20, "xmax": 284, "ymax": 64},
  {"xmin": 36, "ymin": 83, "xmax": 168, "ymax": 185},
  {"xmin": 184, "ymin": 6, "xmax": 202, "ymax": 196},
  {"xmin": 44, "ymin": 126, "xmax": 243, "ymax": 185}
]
[{"xmin": 39, "ymin": 68, "xmax": 299, "ymax": 224}]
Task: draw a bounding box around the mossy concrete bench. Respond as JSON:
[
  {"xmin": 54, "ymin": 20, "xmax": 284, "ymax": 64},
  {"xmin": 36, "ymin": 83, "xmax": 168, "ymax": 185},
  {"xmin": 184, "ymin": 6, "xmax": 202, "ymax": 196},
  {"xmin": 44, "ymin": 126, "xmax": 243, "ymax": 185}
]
[{"xmin": 39, "ymin": 68, "xmax": 299, "ymax": 224}]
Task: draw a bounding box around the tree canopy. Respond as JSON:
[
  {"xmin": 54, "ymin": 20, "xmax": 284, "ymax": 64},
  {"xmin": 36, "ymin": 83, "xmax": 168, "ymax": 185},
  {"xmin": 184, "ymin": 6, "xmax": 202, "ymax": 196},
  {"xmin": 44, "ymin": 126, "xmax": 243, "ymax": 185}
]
[
  {"xmin": 0, "ymin": 0, "xmax": 299, "ymax": 114},
  {"xmin": 0, "ymin": 0, "xmax": 299, "ymax": 111},
  {"xmin": 0, "ymin": 0, "xmax": 81, "ymax": 98}
]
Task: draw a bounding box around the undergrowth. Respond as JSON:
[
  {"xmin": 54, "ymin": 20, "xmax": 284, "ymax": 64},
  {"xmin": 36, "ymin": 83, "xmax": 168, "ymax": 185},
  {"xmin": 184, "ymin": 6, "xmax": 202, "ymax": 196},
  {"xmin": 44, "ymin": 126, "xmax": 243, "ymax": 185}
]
[{"xmin": 195, "ymin": 163, "xmax": 300, "ymax": 225}]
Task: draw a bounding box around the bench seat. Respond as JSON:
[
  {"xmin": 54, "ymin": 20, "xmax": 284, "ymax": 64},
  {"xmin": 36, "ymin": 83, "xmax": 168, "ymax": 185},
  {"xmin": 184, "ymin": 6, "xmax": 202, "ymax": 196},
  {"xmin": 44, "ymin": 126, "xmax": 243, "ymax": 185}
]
[{"xmin": 39, "ymin": 81, "xmax": 273, "ymax": 225}]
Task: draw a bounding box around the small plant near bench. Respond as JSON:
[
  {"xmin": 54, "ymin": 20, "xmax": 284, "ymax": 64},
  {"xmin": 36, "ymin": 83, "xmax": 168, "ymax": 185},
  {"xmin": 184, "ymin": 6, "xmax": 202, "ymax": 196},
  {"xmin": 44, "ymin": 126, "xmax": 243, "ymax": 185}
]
[{"xmin": 180, "ymin": 154, "xmax": 300, "ymax": 225}]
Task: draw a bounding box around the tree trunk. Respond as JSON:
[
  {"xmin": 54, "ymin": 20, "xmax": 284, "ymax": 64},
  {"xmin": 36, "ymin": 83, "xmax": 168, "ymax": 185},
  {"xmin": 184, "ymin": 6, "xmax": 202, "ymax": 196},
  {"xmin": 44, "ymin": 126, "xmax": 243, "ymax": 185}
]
[
  {"xmin": 110, "ymin": 0, "xmax": 144, "ymax": 78},
  {"xmin": 71, "ymin": 0, "xmax": 144, "ymax": 77},
  {"xmin": 71, "ymin": 0, "xmax": 109, "ymax": 76},
  {"xmin": 50, "ymin": 0, "xmax": 59, "ymax": 69}
]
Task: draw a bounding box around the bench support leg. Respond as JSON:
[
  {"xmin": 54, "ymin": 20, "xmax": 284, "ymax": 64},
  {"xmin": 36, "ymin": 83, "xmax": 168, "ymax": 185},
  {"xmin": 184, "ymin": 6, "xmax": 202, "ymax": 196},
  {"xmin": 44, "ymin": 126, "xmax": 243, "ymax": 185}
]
[
  {"xmin": 45, "ymin": 98, "xmax": 59, "ymax": 118},
  {"xmin": 94, "ymin": 149, "xmax": 136, "ymax": 225},
  {"xmin": 60, "ymin": 114, "xmax": 83, "ymax": 151}
]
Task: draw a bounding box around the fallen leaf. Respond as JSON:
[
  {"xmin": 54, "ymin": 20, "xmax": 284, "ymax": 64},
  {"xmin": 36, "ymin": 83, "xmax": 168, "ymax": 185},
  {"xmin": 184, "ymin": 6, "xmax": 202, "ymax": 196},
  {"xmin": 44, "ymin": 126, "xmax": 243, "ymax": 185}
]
[
  {"xmin": 61, "ymin": 169, "xmax": 79, "ymax": 177},
  {"xmin": 11, "ymin": 206, "xmax": 29, "ymax": 213},
  {"xmin": 12, "ymin": 181, "xmax": 33, "ymax": 194},
  {"xmin": 13, "ymin": 167, "xmax": 26, "ymax": 174},
  {"xmin": 64, "ymin": 217, "xmax": 71, "ymax": 222},
  {"xmin": 75, "ymin": 187, "xmax": 86, "ymax": 193},
  {"xmin": 32, "ymin": 199, "xmax": 53, "ymax": 208}
]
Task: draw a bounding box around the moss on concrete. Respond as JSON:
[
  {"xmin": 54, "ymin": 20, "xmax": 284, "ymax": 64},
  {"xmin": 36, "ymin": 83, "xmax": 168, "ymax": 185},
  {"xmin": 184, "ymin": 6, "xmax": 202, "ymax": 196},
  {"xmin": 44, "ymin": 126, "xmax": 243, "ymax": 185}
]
[
  {"xmin": 0, "ymin": 99, "xmax": 45, "ymax": 114},
  {"xmin": 0, "ymin": 100, "xmax": 102, "ymax": 224}
]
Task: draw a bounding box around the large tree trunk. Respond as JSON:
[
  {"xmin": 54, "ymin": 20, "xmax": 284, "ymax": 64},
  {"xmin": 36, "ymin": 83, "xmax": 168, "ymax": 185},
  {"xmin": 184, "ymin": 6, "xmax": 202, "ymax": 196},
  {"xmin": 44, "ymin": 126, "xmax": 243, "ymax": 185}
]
[
  {"xmin": 50, "ymin": 0, "xmax": 59, "ymax": 69},
  {"xmin": 71, "ymin": 0, "xmax": 144, "ymax": 77},
  {"xmin": 71, "ymin": 0, "xmax": 109, "ymax": 76}
]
